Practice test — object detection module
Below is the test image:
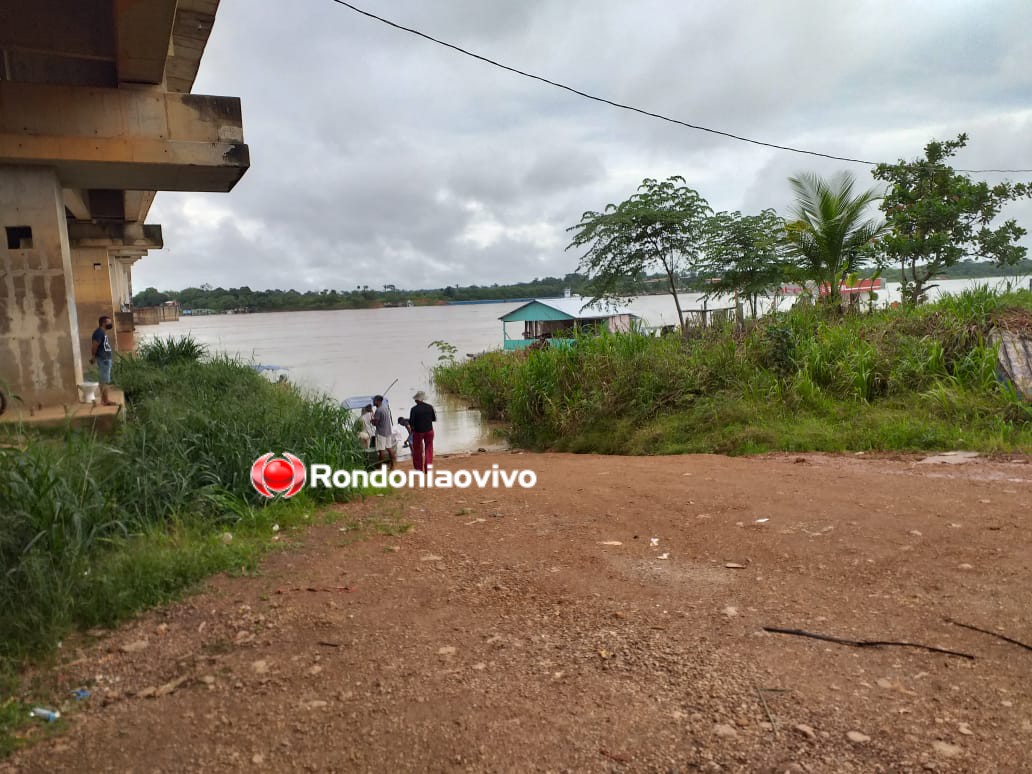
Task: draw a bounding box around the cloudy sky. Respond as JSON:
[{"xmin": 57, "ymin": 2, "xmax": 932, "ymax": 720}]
[{"xmin": 138, "ymin": 0, "xmax": 1032, "ymax": 292}]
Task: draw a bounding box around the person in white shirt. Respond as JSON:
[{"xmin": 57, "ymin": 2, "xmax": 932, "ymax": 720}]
[{"xmin": 359, "ymin": 404, "xmax": 375, "ymax": 449}]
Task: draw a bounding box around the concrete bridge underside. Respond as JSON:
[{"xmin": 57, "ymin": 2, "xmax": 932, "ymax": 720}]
[{"xmin": 0, "ymin": 0, "xmax": 248, "ymax": 412}]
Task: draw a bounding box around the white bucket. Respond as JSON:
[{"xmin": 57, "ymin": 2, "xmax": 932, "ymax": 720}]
[{"xmin": 78, "ymin": 382, "xmax": 99, "ymax": 403}]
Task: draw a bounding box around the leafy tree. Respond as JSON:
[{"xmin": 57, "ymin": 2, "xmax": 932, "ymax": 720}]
[
  {"xmin": 784, "ymin": 172, "xmax": 884, "ymax": 308},
  {"xmin": 567, "ymin": 176, "xmax": 712, "ymax": 330},
  {"xmin": 428, "ymin": 340, "xmax": 458, "ymax": 363},
  {"xmin": 873, "ymin": 133, "xmax": 1031, "ymax": 304},
  {"xmin": 132, "ymin": 286, "xmax": 169, "ymax": 307},
  {"xmin": 701, "ymin": 209, "xmax": 791, "ymax": 318}
]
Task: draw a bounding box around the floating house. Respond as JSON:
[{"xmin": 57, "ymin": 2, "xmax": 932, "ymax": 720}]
[{"xmin": 499, "ymin": 296, "xmax": 639, "ymax": 350}]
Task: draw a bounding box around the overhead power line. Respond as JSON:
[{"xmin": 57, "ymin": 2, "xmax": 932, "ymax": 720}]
[{"xmin": 328, "ymin": 0, "xmax": 1032, "ymax": 175}]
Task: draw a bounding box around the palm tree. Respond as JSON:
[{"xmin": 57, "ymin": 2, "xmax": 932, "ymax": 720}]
[{"xmin": 785, "ymin": 172, "xmax": 884, "ymax": 308}]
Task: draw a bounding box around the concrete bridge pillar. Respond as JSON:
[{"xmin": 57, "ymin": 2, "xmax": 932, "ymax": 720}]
[
  {"xmin": 0, "ymin": 165, "xmax": 82, "ymax": 408},
  {"xmin": 70, "ymin": 245, "xmax": 118, "ymax": 363},
  {"xmin": 109, "ymin": 252, "xmax": 142, "ymax": 351},
  {"xmin": 67, "ymin": 226, "xmax": 157, "ymax": 362},
  {"xmin": 69, "ymin": 246, "xmax": 146, "ymax": 361}
]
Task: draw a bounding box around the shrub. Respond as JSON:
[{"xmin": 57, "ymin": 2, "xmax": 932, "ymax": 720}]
[
  {"xmin": 0, "ymin": 341, "xmax": 363, "ymax": 661},
  {"xmin": 435, "ymin": 289, "xmax": 1032, "ymax": 455},
  {"xmin": 137, "ymin": 335, "xmax": 208, "ymax": 367}
]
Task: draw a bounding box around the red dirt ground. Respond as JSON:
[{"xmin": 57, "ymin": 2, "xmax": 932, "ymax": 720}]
[{"xmin": 5, "ymin": 451, "xmax": 1031, "ymax": 773}]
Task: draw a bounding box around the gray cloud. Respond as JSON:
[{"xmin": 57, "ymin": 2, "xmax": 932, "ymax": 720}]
[{"xmin": 138, "ymin": 0, "xmax": 1032, "ymax": 292}]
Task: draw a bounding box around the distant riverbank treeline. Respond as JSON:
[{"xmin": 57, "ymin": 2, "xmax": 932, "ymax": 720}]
[
  {"xmin": 880, "ymin": 259, "xmax": 1032, "ymax": 282},
  {"xmin": 134, "ymin": 260, "xmax": 1031, "ymax": 313},
  {"xmin": 133, "ymin": 274, "xmax": 591, "ymax": 312}
]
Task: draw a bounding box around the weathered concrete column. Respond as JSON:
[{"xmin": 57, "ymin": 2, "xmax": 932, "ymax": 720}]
[
  {"xmin": 109, "ymin": 252, "xmax": 143, "ymax": 351},
  {"xmin": 0, "ymin": 165, "xmax": 82, "ymax": 407},
  {"xmin": 109, "ymin": 255, "xmax": 136, "ymax": 312},
  {"xmin": 70, "ymin": 246, "xmax": 117, "ymax": 362}
]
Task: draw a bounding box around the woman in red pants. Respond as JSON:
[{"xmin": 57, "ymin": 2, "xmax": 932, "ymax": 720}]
[{"xmin": 408, "ymin": 390, "xmax": 436, "ymax": 472}]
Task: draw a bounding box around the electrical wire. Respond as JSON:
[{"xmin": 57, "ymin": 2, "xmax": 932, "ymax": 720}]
[{"xmin": 327, "ymin": 0, "xmax": 1032, "ymax": 175}]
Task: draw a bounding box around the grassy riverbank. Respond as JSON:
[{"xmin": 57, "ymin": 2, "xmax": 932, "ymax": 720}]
[
  {"xmin": 435, "ymin": 287, "xmax": 1032, "ymax": 454},
  {"xmin": 0, "ymin": 340, "xmax": 362, "ymax": 671}
]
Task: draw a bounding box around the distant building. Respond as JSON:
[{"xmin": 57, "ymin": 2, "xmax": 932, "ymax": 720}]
[{"xmin": 499, "ymin": 297, "xmax": 638, "ymax": 350}]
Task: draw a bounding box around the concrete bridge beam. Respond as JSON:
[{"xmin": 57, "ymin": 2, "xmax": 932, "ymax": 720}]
[
  {"xmin": 67, "ymin": 221, "xmax": 163, "ymax": 249},
  {"xmin": 0, "ymin": 81, "xmax": 249, "ymax": 192},
  {"xmin": 123, "ymin": 190, "xmax": 158, "ymax": 223},
  {"xmin": 115, "ymin": 0, "xmax": 179, "ymax": 85}
]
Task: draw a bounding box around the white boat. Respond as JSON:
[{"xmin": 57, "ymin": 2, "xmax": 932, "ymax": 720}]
[{"xmin": 341, "ymin": 394, "xmax": 410, "ymax": 458}]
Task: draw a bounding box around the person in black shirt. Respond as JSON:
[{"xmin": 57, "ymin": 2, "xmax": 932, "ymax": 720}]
[
  {"xmin": 408, "ymin": 391, "xmax": 436, "ymax": 472},
  {"xmin": 90, "ymin": 315, "xmax": 115, "ymax": 405}
]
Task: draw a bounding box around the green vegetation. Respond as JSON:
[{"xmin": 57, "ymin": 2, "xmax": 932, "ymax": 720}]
[
  {"xmin": 567, "ymin": 176, "xmax": 712, "ymax": 330},
  {"xmin": 132, "ymin": 275, "xmax": 599, "ymax": 312},
  {"xmin": 700, "ymin": 209, "xmax": 789, "ymax": 318},
  {"xmin": 563, "ymin": 134, "xmax": 1029, "ymax": 319},
  {"xmin": 879, "ymin": 259, "xmax": 1032, "ymax": 282},
  {"xmin": 133, "ymin": 334, "xmax": 208, "ymax": 366},
  {"xmin": 435, "ymin": 287, "xmax": 1032, "ymax": 455},
  {"xmin": 874, "ymin": 134, "xmax": 1032, "ymax": 304},
  {"xmin": 0, "ymin": 348, "xmax": 361, "ymax": 664},
  {"xmin": 133, "ymin": 258, "xmax": 1032, "ymax": 318},
  {"xmin": 784, "ymin": 171, "xmax": 884, "ymax": 308},
  {"xmin": 131, "ymin": 262, "xmax": 1031, "ymax": 319},
  {"xmin": 0, "ymin": 338, "xmax": 362, "ymax": 666}
]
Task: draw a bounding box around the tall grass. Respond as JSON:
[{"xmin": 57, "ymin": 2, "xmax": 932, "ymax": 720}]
[
  {"xmin": 137, "ymin": 335, "xmax": 208, "ymax": 367},
  {"xmin": 435, "ymin": 287, "xmax": 1032, "ymax": 454},
  {"xmin": 0, "ymin": 339, "xmax": 363, "ymax": 663}
]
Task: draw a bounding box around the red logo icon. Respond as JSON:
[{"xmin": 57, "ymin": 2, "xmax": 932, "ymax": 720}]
[{"xmin": 251, "ymin": 452, "xmax": 306, "ymax": 498}]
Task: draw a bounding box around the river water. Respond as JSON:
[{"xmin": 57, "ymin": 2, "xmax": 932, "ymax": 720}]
[{"xmin": 145, "ymin": 276, "xmax": 1028, "ymax": 453}]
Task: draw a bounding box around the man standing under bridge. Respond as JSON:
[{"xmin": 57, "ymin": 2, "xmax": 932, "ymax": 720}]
[{"xmin": 90, "ymin": 315, "xmax": 116, "ymax": 406}]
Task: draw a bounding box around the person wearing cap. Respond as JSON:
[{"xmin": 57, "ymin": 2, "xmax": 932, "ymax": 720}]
[{"xmin": 408, "ymin": 390, "xmax": 436, "ymax": 473}]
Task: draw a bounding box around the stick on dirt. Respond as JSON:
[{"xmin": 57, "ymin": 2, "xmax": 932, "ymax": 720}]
[
  {"xmin": 274, "ymin": 586, "xmax": 355, "ymax": 594},
  {"xmin": 755, "ymin": 686, "xmax": 778, "ymax": 736},
  {"xmin": 599, "ymin": 748, "xmax": 630, "ymax": 764},
  {"xmin": 763, "ymin": 626, "xmax": 975, "ymax": 659},
  {"xmin": 945, "ymin": 618, "xmax": 1032, "ymax": 653}
]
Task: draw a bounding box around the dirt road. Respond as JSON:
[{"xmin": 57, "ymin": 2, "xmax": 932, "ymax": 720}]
[{"xmin": 7, "ymin": 451, "xmax": 1032, "ymax": 773}]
